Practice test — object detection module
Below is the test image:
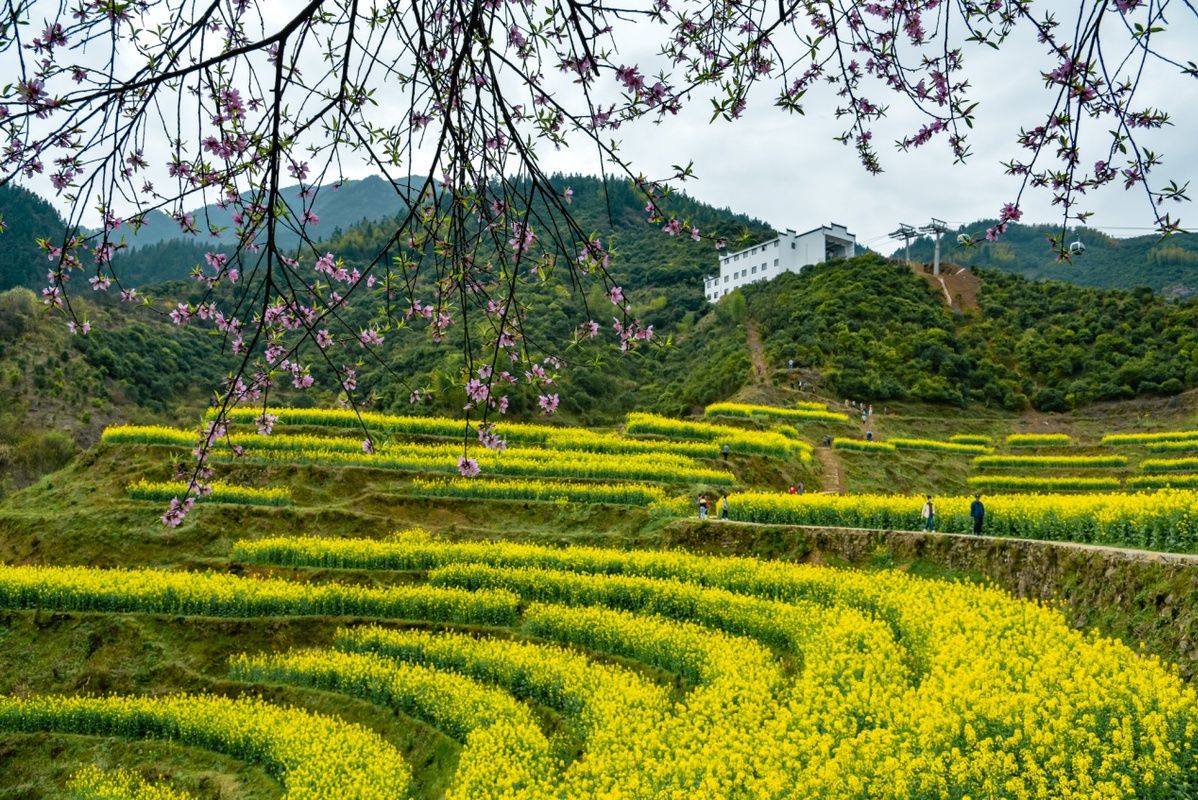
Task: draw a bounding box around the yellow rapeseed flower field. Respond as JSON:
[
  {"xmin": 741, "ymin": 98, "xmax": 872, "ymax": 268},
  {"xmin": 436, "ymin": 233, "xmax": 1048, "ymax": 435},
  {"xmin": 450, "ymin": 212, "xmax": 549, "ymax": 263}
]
[{"xmin": 218, "ymin": 535, "xmax": 1198, "ymax": 799}]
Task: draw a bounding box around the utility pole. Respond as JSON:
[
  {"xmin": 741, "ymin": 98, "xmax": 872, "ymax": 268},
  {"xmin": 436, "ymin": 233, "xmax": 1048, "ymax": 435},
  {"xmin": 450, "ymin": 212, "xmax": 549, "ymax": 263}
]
[
  {"xmin": 888, "ymin": 223, "xmax": 917, "ymax": 264},
  {"xmin": 919, "ymin": 218, "xmax": 949, "ymax": 275}
]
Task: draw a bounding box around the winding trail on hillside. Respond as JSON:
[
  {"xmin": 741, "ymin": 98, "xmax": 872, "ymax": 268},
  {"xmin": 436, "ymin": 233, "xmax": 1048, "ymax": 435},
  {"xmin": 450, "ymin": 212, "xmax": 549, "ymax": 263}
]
[
  {"xmin": 745, "ymin": 320, "xmax": 769, "ymax": 384},
  {"xmin": 815, "ymin": 447, "xmax": 845, "ymax": 494}
]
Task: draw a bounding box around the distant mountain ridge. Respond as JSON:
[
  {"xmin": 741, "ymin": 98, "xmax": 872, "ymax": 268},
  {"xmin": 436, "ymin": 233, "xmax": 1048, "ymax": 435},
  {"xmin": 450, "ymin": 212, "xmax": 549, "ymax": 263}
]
[
  {"xmin": 895, "ymin": 220, "xmax": 1198, "ymax": 295},
  {"xmin": 122, "ymin": 174, "xmax": 420, "ymax": 249}
]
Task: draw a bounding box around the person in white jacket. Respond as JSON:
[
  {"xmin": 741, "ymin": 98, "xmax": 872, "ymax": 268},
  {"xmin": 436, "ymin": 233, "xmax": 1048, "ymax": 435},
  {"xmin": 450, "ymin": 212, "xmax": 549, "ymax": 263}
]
[{"xmin": 921, "ymin": 495, "xmax": 935, "ymax": 532}]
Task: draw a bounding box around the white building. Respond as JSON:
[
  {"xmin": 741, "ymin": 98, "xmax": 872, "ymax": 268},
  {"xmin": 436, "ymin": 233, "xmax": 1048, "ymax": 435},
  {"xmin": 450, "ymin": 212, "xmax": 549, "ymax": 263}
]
[{"xmin": 703, "ymin": 223, "xmax": 856, "ymax": 302}]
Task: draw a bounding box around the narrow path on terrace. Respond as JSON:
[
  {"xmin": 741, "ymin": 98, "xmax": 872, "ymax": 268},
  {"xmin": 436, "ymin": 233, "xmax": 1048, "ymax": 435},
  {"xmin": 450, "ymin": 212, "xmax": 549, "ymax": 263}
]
[
  {"xmin": 815, "ymin": 447, "xmax": 845, "ymax": 494},
  {"xmin": 703, "ymin": 519, "xmax": 1198, "ymax": 565},
  {"xmin": 745, "ymin": 320, "xmax": 769, "ymax": 384}
]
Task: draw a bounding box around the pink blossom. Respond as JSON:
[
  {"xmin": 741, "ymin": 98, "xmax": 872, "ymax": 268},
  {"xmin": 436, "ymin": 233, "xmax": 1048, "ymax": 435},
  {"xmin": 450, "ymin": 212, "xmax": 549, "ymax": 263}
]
[
  {"xmin": 256, "ymin": 413, "xmax": 278, "ymax": 435},
  {"xmin": 359, "ymin": 328, "xmax": 384, "ymax": 347},
  {"xmin": 538, "ymin": 393, "xmax": 560, "ymax": 415},
  {"xmin": 362, "ymin": 438, "xmax": 375, "ymax": 454},
  {"xmin": 691, "ymin": 227, "xmax": 701, "ymax": 242},
  {"xmin": 662, "ymin": 218, "xmax": 682, "ymax": 236},
  {"xmin": 457, "ymin": 456, "xmax": 480, "ymax": 477},
  {"xmin": 161, "ymin": 496, "xmax": 195, "ymax": 527},
  {"xmin": 564, "ymin": 187, "xmax": 574, "ymax": 204},
  {"xmin": 581, "ymin": 320, "xmax": 600, "ymax": 338},
  {"xmin": 303, "ymin": 210, "xmax": 320, "ymax": 225},
  {"xmin": 609, "ymin": 286, "xmax": 624, "ymax": 306},
  {"xmin": 509, "ymin": 222, "xmax": 535, "ymax": 254}
]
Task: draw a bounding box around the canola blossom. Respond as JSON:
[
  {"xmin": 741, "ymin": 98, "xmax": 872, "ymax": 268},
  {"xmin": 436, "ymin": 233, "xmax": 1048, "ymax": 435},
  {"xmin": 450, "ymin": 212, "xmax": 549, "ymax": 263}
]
[
  {"xmin": 103, "ymin": 425, "xmax": 733, "ymax": 485},
  {"xmin": 229, "ymin": 648, "xmax": 557, "ymax": 800},
  {"xmin": 832, "ymin": 437, "xmax": 896, "ymax": 452},
  {"xmin": 1141, "ymin": 456, "xmax": 1198, "ymax": 473},
  {"xmin": 1129, "ymin": 474, "xmax": 1198, "ymax": 490},
  {"xmin": 695, "ymin": 490, "xmax": 1198, "ymax": 552},
  {"xmin": 126, "ymin": 479, "xmax": 291, "ymax": 506},
  {"xmin": 623, "ymin": 412, "xmax": 813, "ymax": 459},
  {"xmin": 1103, "ymin": 430, "xmax": 1198, "ymax": 446},
  {"xmin": 967, "ymin": 475, "xmax": 1122, "ymax": 492},
  {"xmin": 702, "ymin": 401, "xmax": 849, "ymax": 424},
  {"xmin": 948, "ymin": 434, "xmax": 994, "ymax": 445},
  {"xmin": 973, "ymin": 453, "xmax": 1127, "ymax": 469},
  {"xmin": 68, "ymin": 767, "xmax": 194, "ymax": 800},
  {"xmin": 408, "ymin": 476, "xmax": 667, "ymax": 506},
  {"xmin": 1146, "ymin": 440, "xmax": 1198, "ymax": 453},
  {"xmin": 208, "ymin": 407, "xmax": 722, "ymax": 459},
  {"xmin": 222, "ymin": 536, "xmax": 1198, "ymax": 798},
  {"xmin": 0, "ymin": 563, "xmax": 518, "ymax": 624},
  {"xmin": 1005, "ymin": 433, "xmax": 1074, "ymax": 447},
  {"xmin": 889, "ymin": 437, "xmax": 993, "ymax": 455},
  {"xmin": 0, "ymin": 694, "xmax": 411, "ymax": 799}
]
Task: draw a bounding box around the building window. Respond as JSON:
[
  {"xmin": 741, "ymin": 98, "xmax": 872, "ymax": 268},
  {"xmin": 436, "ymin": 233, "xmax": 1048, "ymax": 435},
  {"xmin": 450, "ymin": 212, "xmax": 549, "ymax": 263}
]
[
  {"xmin": 774, "ymin": 258, "xmax": 779, "ymax": 266},
  {"xmin": 724, "ymin": 275, "xmax": 729, "ymax": 283},
  {"xmin": 750, "ymin": 266, "xmax": 755, "ymax": 274},
  {"xmin": 774, "ymin": 241, "xmax": 779, "ymax": 248},
  {"xmin": 791, "ymin": 242, "xmax": 796, "ymax": 249}
]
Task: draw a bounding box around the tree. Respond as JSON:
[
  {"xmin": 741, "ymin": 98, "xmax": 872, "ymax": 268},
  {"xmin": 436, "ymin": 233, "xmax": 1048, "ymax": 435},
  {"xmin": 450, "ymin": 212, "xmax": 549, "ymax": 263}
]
[{"xmin": 0, "ymin": 0, "xmax": 1193, "ymax": 522}]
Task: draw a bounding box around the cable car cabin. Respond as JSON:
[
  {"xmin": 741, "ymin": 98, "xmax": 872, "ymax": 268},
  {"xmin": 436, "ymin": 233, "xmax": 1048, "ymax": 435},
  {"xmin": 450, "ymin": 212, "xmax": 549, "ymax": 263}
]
[{"xmin": 1068, "ymin": 240, "xmax": 1086, "ymax": 256}]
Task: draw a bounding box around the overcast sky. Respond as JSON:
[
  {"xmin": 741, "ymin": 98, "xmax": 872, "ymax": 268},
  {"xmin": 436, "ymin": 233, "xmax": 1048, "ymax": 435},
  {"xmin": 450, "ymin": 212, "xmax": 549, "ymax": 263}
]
[
  {"xmin": 8, "ymin": 2, "xmax": 1196, "ymax": 254},
  {"xmin": 531, "ymin": 12, "xmax": 1198, "ymax": 253}
]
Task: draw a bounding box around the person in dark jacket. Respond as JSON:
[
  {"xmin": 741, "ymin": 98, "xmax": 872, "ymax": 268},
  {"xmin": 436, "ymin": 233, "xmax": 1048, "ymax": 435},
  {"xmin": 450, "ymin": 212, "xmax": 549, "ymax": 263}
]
[{"xmin": 970, "ymin": 494, "xmax": 985, "ymax": 535}]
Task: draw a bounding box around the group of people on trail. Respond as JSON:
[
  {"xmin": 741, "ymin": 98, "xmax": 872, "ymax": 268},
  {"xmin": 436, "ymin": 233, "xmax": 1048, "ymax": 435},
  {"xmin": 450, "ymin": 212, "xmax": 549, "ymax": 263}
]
[
  {"xmin": 697, "ymin": 493, "xmax": 729, "ymax": 520},
  {"xmin": 699, "ymin": 488, "xmax": 985, "ymax": 534},
  {"xmin": 921, "ymin": 494, "xmax": 986, "ymax": 535}
]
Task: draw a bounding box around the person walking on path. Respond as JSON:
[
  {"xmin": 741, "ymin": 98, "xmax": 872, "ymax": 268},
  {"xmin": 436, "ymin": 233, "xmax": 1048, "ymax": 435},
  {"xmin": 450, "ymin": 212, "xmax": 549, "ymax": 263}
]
[
  {"xmin": 698, "ymin": 494, "xmax": 709, "ymax": 520},
  {"xmin": 921, "ymin": 495, "xmax": 936, "ymax": 532},
  {"xmin": 721, "ymin": 443, "xmax": 730, "ymax": 461},
  {"xmin": 970, "ymin": 494, "xmax": 985, "ymax": 535},
  {"xmin": 720, "ymin": 495, "xmax": 729, "ymax": 520}
]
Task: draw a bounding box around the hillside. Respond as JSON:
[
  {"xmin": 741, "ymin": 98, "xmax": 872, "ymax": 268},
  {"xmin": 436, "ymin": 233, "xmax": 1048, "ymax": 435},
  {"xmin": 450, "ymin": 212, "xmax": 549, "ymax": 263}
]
[
  {"xmin": 684, "ymin": 254, "xmax": 1198, "ymax": 413},
  {"xmin": 0, "ymin": 184, "xmax": 76, "ymax": 292},
  {"xmin": 898, "ymin": 220, "xmax": 1198, "ymax": 294}
]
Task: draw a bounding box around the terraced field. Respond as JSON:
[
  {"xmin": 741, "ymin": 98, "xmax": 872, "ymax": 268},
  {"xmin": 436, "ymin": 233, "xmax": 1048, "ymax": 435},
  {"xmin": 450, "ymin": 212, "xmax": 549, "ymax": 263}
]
[{"xmin": 5, "ymin": 533, "xmax": 1198, "ymax": 798}]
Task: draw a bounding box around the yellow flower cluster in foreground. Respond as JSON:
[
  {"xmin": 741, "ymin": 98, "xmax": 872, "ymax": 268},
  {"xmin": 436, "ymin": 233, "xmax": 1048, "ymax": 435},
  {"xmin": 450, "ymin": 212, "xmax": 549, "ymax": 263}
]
[
  {"xmin": 625, "ymin": 412, "xmax": 812, "ymax": 459},
  {"xmin": 126, "ymin": 479, "xmax": 291, "ymax": 506},
  {"xmin": 698, "ymin": 490, "xmax": 1198, "ymax": 552},
  {"xmin": 69, "ymin": 767, "xmax": 194, "ymax": 800},
  {"xmin": 703, "ymin": 401, "xmax": 849, "ymax": 424},
  {"xmin": 0, "ymin": 563, "xmax": 517, "ymax": 625},
  {"xmin": 0, "ymin": 694, "xmax": 410, "ymax": 799},
  {"xmin": 225, "ymin": 535, "xmax": 1198, "ymax": 799}
]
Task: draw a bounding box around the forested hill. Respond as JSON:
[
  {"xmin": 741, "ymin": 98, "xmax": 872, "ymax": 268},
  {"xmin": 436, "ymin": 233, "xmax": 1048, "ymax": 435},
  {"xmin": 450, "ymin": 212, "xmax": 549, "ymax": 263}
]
[
  {"xmin": 683, "ymin": 254, "xmax": 1198, "ymax": 414},
  {"xmin": 898, "ymin": 220, "xmax": 1198, "ymax": 295},
  {"xmin": 0, "ymin": 184, "xmax": 74, "ymax": 292}
]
